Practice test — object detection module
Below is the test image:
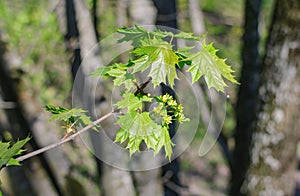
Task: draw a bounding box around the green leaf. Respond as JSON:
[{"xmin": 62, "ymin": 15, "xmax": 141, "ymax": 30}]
[
  {"xmin": 7, "ymin": 158, "xmax": 21, "ymax": 166},
  {"xmin": 44, "ymin": 105, "xmax": 68, "ymax": 114},
  {"xmin": 117, "ymin": 25, "xmax": 149, "ymax": 47},
  {"xmin": 0, "ymin": 137, "xmax": 30, "ymax": 169},
  {"xmin": 173, "ymin": 31, "xmax": 201, "ymax": 41},
  {"xmin": 115, "ymin": 110, "xmax": 174, "ymax": 160},
  {"xmin": 45, "ymin": 105, "xmax": 97, "ymax": 131},
  {"xmin": 104, "ymin": 66, "xmax": 135, "ymax": 89},
  {"xmin": 115, "ymin": 111, "xmax": 160, "ymax": 154},
  {"xmin": 187, "ymin": 40, "xmax": 238, "ymax": 91},
  {"xmin": 115, "ymin": 128, "xmax": 129, "ymax": 144},
  {"xmin": 48, "ymin": 107, "xmax": 87, "ymax": 122},
  {"xmin": 151, "ymin": 29, "xmax": 174, "ymax": 39},
  {"xmin": 90, "ymin": 66, "xmax": 111, "ymax": 78},
  {"xmin": 155, "ymin": 126, "xmax": 174, "ymax": 160},
  {"xmin": 79, "ymin": 115, "xmax": 98, "ymax": 131},
  {"xmin": 176, "ymin": 46, "xmax": 194, "ymax": 68},
  {"xmin": 132, "ymin": 40, "xmax": 179, "ymax": 88},
  {"xmin": 115, "ymin": 92, "xmax": 142, "ymax": 111}
]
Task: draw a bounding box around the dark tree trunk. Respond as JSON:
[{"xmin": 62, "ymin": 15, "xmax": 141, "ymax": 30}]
[
  {"xmin": 244, "ymin": 0, "xmax": 300, "ymax": 195},
  {"xmin": 92, "ymin": 0, "xmax": 100, "ymax": 41},
  {"xmin": 230, "ymin": 0, "xmax": 261, "ymax": 195},
  {"xmin": 152, "ymin": 1, "xmax": 181, "ymax": 195},
  {"xmin": 152, "ymin": 0, "xmax": 177, "ymax": 29},
  {"xmin": 65, "ymin": 0, "xmax": 81, "ymax": 79}
]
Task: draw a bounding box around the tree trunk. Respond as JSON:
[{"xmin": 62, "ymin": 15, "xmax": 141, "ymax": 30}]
[
  {"xmin": 230, "ymin": 0, "xmax": 261, "ymax": 195},
  {"xmin": 72, "ymin": 1, "xmax": 136, "ymax": 195},
  {"xmin": 152, "ymin": 1, "xmax": 182, "ymax": 195},
  {"xmin": 245, "ymin": 0, "xmax": 300, "ymax": 195},
  {"xmin": 0, "ymin": 32, "xmax": 60, "ymax": 196},
  {"xmin": 129, "ymin": 1, "xmax": 164, "ymax": 196}
]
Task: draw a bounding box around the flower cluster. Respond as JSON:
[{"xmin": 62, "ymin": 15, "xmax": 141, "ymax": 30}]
[{"xmin": 152, "ymin": 94, "xmax": 189, "ymax": 126}]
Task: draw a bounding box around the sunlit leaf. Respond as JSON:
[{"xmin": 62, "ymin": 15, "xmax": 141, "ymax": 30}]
[
  {"xmin": 187, "ymin": 40, "xmax": 239, "ymax": 91},
  {"xmin": 132, "ymin": 40, "xmax": 179, "ymax": 88},
  {"xmin": 0, "ymin": 137, "xmax": 30, "ymax": 169},
  {"xmin": 173, "ymin": 31, "xmax": 201, "ymax": 40},
  {"xmin": 117, "ymin": 25, "xmax": 149, "ymax": 47}
]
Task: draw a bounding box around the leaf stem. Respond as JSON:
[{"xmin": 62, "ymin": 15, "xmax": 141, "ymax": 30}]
[
  {"xmin": 16, "ymin": 111, "xmax": 114, "ymax": 162},
  {"xmin": 169, "ymin": 35, "xmax": 174, "ymax": 44}
]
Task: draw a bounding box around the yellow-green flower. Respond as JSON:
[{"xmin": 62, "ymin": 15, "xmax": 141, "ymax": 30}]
[
  {"xmin": 168, "ymin": 99, "xmax": 177, "ymax": 106},
  {"xmin": 164, "ymin": 115, "xmax": 172, "ymax": 125}
]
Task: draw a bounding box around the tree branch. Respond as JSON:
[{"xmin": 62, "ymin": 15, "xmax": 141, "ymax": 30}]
[{"xmin": 16, "ymin": 111, "xmax": 114, "ymax": 162}]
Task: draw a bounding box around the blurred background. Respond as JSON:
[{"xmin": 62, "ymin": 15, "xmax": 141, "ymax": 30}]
[{"xmin": 0, "ymin": 0, "xmax": 299, "ymax": 195}]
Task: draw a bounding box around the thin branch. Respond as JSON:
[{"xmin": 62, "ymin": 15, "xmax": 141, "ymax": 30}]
[{"xmin": 16, "ymin": 111, "xmax": 114, "ymax": 162}]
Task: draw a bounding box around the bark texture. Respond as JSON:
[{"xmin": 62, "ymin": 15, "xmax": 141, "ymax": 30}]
[
  {"xmin": 231, "ymin": 0, "xmax": 261, "ymax": 195},
  {"xmin": 245, "ymin": 0, "xmax": 300, "ymax": 195}
]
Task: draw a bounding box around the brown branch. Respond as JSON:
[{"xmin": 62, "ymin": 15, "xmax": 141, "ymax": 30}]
[{"xmin": 16, "ymin": 111, "xmax": 114, "ymax": 162}]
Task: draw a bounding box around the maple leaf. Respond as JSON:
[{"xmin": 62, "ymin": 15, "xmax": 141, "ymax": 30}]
[
  {"xmin": 115, "ymin": 92, "xmax": 152, "ymax": 112},
  {"xmin": 0, "ymin": 137, "xmax": 30, "ymax": 169},
  {"xmin": 115, "ymin": 109, "xmax": 174, "ymax": 159},
  {"xmin": 90, "ymin": 66, "xmax": 111, "ymax": 78},
  {"xmin": 132, "ymin": 40, "xmax": 179, "ymax": 88},
  {"xmin": 115, "ymin": 111, "xmax": 159, "ymax": 155},
  {"xmin": 187, "ymin": 40, "xmax": 238, "ymax": 91},
  {"xmin": 117, "ymin": 25, "xmax": 149, "ymax": 47},
  {"xmin": 156, "ymin": 126, "xmax": 174, "ymax": 160},
  {"xmin": 173, "ymin": 31, "xmax": 201, "ymax": 41},
  {"xmin": 45, "ymin": 105, "xmax": 97, "ymax": 131}
]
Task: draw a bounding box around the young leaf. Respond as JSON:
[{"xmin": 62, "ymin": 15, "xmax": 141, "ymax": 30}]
[
  {"xmin": 187, "ymin": 40, "xmax": 238, "ymax": 91},
  {"xmin": 176, "ymin": 47, "xmax": 194, "ymax": 68},
  {"xmin": 0, "ymin": 137, "xmax": 30, "ymax": 169},
  {"xmin": 90, "ymin": 66, "xmax": 111, "ymax": 78},
  {"xmin": 107, "ymin": 68, "xmax": 135, "ymax": 89},
  {"xmin": 151, "ymin": 29, "xmax": 174, "ymax": 39},
  {"xmin": 45, "ymin": 105, "xmax": 68, "ymax": 114},
  {"xmin": 115, "ymin": 110, "xmax": 175, "ymax": 160},
  {"xmin": 47, "ymin": 107, "xmax": 87, "ymax": 122},
  {"xmin": 155, "ymin": 126, "xmax": 174, "ymax": 160},
  {"xmin": 115, "ymin": 92, "xmax": 152, "ymax": 112},
  {"xmin": 173, "ymin": 31, "xmax": 201, "ymax": 41},
  {"xmin": 45, "ymin": 105, "xmax": 97, "ymax": 131},
  {"xmin": 132, "ymin": 40, "xmax": 179, "ymax": 87},
  {"xmin": 117, "ymin": 25, "xmax": 149, "ymax": 47}
]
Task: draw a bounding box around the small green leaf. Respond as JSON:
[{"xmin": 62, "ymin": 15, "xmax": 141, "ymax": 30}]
[
  {"xmin": 150, "ymin": 29, "xmax": 174, "ymax": 39},
  {"xmin": 0, "ymin": 137, "xmax": 30, "ymax": 169},
  {"xmin": 173, "ymin": 31, "xmax": 201, "ymax": 41},
  {"xmin": 44, "ymin": 105, "xmax": 68, "ymax": 114},
  {"xmin": 155, "ymin": 126, "xmax": 174, "ymax": 160},
  {"xmin": 115, "ymin": 92, "xmax": 143, "ymax": 111},
  {"xmin": 48, "ymin": 107, "xmax": 86, "ymax": 122},
  {"xmin": 7, "ymin": 158, "xmax": 20, "ymax": 166},
  {"xmin": 90, "ymin": 67, "xmax": 111, "ymax": 78},
  {"xmin": 115, "ymin": 110, "xmax": 176, "ymax": 160},
  {"xmin": 45, "ymin": 105, "xmax": 98, "ymax": 131},
  {"xmin": 117, "ymin": 25, "xmax": 149, "ymax": 47},
  {"xmin": 132, "ymin": 40, "xmax": 179, "ymax": 88},
  {"xmin": 187, "ymin": 40, "xmax": 239, "ymax": 91},
  {"xmin": 115, "ymin": 128, "xmax": 129, "ymax": 143}
]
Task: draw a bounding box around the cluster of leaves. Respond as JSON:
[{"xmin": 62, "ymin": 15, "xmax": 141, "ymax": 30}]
[
  {"xmin": 0, "ymin": 137, "xmax": 30, "ymax": 194},
  {"xmin": 113, "ymin": 92, "xmax": 186, "ymax": 159},
  {"xmin": 0, "ymin": 137, "xmax": 30, "ymax": 169},
  {"xmin": 92, "ymin": 25, "xmax": 238, "ymax": 159},
  {"xmin": 45, "ymin": 105, "xmax": 97, "ymax": 138}
]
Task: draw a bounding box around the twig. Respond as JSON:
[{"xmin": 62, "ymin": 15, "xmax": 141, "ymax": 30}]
[{"xmin": 16, "ymin": 111, "xmax": 114, "ymax": 162}]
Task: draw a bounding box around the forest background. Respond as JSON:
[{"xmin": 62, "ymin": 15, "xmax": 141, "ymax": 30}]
[{"xmin": 0, "ymin": 0, "xmax": 299, "ymax": 195}]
